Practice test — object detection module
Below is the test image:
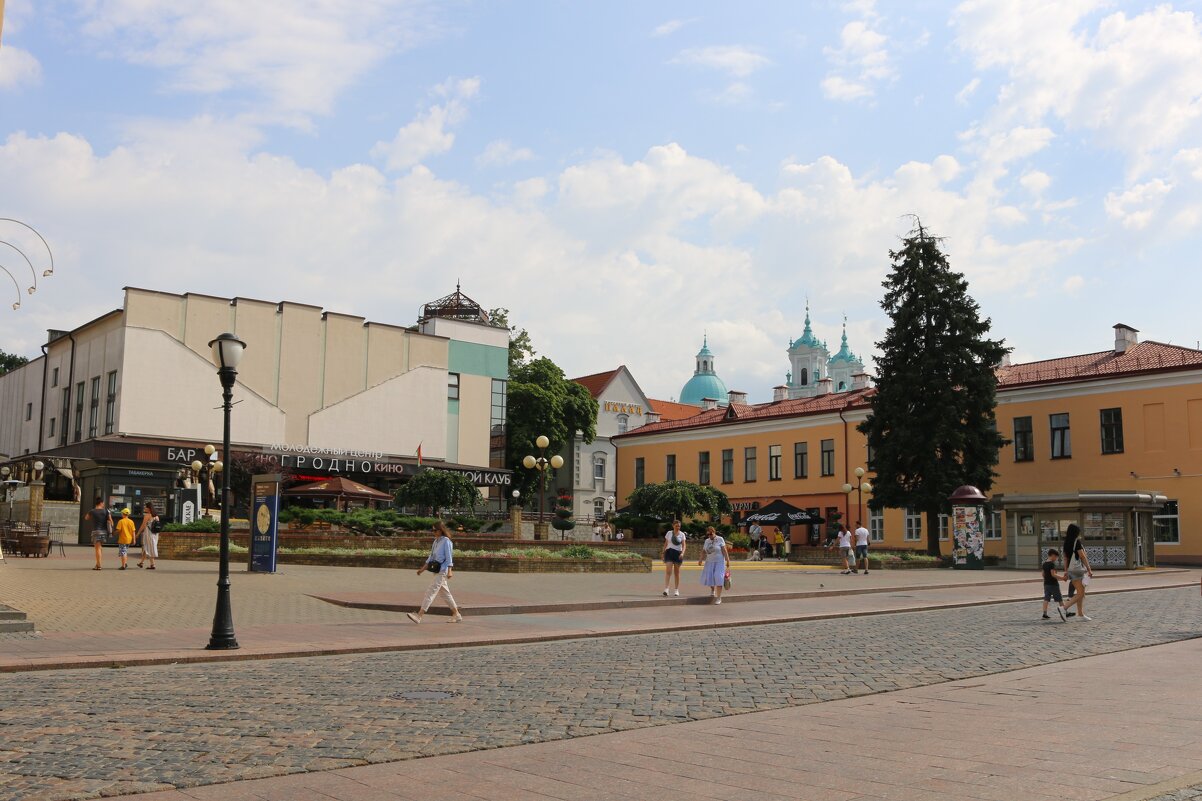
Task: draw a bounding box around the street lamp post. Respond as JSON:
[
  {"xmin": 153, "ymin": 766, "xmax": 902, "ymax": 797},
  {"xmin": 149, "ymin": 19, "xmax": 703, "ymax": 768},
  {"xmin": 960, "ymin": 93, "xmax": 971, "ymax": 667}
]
[
  {"xmin": 841, "ymin": 466, "xmax": 872, "ymax": 529},
  {"xmin": 522, "ymin": 435, "xmax": 563, "ymax": 540},
  {"xmin": 206, "ymin": 332, "xmax": 246, "ymax": 651}
]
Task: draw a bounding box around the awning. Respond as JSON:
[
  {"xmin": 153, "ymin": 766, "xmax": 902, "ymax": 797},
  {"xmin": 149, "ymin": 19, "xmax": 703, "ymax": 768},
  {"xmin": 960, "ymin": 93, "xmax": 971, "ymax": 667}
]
[{"xmin": 742, "ymin": 499, "xmax": 825, "ymax": 526}]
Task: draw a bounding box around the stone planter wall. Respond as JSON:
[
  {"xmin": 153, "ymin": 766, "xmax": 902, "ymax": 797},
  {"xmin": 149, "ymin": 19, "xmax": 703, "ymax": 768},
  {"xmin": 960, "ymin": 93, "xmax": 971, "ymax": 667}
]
[{"xmin": 173, "ymin": 551, "xmax": 651, "ymax": 573}]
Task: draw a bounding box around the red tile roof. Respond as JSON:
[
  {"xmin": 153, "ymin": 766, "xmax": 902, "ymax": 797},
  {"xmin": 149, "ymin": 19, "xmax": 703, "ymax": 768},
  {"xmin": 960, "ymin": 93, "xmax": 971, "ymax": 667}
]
[
  {"xmin": 572, "ymin": 368, "xmax": 621, "ymax": 398},
  {"xmin": 648, "ymin": 398, "xmax": 703, "ymax": 421},
  {"xmin": 997, "ymin": 341, "xmax": 1202, "ymax": 388},
  {"xmin": 618, "ymin": 388, "xmax": 874, "ymax": 438}
]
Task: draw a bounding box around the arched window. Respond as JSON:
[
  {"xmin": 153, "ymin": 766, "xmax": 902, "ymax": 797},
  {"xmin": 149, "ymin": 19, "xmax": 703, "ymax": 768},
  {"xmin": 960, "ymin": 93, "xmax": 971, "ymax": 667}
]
[
  {"xmin": 593, "ymin": 453, "xmax": 606, "ymax": 480},
  {"xmin": 593, "ymin": 498, "xmax": 606, "ymax": 520},
  {"xmin": 838, "ymin": 381, "xmax": 846, "ymax": 390},
  {"xmin": 616, "ymin": 414, "xmax": 628, "ymax": 434},
  {"xmin": 799, "ymin": 367, "xmax": 808, "ymax": 386}
]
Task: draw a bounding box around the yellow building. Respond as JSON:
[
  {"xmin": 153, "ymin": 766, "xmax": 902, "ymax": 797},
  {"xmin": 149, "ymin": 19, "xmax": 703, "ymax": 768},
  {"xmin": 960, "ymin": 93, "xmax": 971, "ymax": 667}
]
[{"xmin": 615, "ymin": 324, "xmax": 1202, "ymax": 566}]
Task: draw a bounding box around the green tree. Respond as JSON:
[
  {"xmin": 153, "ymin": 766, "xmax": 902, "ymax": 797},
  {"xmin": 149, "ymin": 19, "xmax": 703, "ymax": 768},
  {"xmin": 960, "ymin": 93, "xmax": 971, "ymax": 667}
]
[
  {"xmin": 858, "ymin": 219, "xmax": 1008, "ymax": 556},
  {"xmin": 0, "ymin": 349, "xmax": 28, "ymax": 376},
  {"xmin": 506, "ymin": 357, "xmax": 598, "ymax": 505},
  {"xmin": 550, "ymin": 490, "xmax": 576, "ymax": 535},
  {"xmin": 395, "ymin": 469, "xmax": 481, "ymax": 517},
  {"xmin": 625, "ymin": 480, "xmax": 731, "ymax": 524},
  {"xmin": 488, "ymin": 307, "xmax": 535, "ymax": 373}
]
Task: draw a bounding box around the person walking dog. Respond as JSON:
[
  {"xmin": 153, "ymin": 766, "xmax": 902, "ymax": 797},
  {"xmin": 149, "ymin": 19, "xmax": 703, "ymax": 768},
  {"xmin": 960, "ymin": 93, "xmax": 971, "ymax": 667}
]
[{"xmin": 407, "ymin": 522, "xmax": 463, "ymax": 624}]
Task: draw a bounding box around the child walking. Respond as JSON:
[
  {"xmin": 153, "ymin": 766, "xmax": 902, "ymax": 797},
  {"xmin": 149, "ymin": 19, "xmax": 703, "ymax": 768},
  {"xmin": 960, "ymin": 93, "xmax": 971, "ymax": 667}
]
[
  {"xmin": 1041, "ymin": 548, "xmax": 1067, "ymax": 622},
  {"xmin": 114, "ymin": 508, "xmax": 136, "ymax": 570}
]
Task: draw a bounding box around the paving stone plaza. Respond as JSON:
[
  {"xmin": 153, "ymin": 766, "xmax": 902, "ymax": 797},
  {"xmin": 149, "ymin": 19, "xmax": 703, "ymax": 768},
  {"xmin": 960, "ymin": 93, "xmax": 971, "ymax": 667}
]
[{"xmin": 0, "ymin": 552, "xmax": 1200, "ymax": 800}]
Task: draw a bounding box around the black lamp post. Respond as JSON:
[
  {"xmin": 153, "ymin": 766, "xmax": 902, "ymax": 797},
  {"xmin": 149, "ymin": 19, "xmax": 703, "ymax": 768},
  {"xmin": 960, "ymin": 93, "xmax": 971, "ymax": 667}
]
[
  {"xmin": 206, "ymin": 332, "xmax": 245, "ymax": 651},
  {"xmin": 522, "ymin": 435, "xmax": 563, "ymax": 540},
  {"xmin": 841, "ymin": 466, "xmax": 872, "ymax": 530}
]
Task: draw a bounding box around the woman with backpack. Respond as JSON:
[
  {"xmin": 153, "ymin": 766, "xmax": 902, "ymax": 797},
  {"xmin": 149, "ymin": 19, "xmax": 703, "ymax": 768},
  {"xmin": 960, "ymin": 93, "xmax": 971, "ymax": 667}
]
[{"xmin": 136, "ymin": 501, "xmax": 161, "ymax": 570}]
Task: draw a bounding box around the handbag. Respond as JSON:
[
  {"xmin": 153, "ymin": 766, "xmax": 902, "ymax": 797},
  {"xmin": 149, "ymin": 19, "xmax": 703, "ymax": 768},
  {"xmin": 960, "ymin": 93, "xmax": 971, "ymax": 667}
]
[
  {"xmin": 427, "ymin": 559, "xmax": 442, "ymax": 573},
  {"xmin": 723, "ymin": 570, "xmax": 732, "ymax": 590}
]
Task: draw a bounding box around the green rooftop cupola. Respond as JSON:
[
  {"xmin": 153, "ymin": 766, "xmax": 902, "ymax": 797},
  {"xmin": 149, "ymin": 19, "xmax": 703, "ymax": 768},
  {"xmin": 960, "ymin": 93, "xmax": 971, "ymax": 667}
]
[
  {"xmin": 829, "ymin": 320, "xmax": 859, "ymax": 364},
  {"xmin": 680, "ymin": 334, "xmax": 729, "ymax": 406},
  {"xmin": 791, "ymin": 303, "xmax": 822, "ymax": 351}
]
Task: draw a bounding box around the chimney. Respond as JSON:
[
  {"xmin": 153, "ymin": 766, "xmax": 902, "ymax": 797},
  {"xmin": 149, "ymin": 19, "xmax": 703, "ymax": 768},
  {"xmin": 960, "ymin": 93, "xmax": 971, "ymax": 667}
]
[
  {"xmin": 997, "ymin": 353, "xmax": 1012, "ymax": 368},
  {"xmin": 701, "ymin": 397, "xmax": 719, "ymax": 411},
  {"xmin": 851, "ymin": 372, "xmax": 871, "ymax": 390},
  {"xmin": 643, "ymin": 411, "xmax": 661, "ymax": 425},
  {"xmin": 1114, "ymin": 323, "xmax": 1139, "ymax": 354},
  {"xmin": 816, "ymin": 377, "xmax": 832, "ymax": 396},
  {"xmin": 727, "ymin": 390, "xmax": 748, "ymax": 405},
  {"xmin": 772, "ymin": 385, "xmax": 789, "ymax": 402}
]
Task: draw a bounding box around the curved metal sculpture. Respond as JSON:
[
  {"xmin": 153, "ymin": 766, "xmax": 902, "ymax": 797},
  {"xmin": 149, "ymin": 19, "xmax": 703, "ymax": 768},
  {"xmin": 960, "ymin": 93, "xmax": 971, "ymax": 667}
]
[
  {"xmin": 0, "ymin": 262, "xmax": 21, "ymax": 309},
  {"xmin": 0, "ymin": 218, "xmax": 54, "ymax": 277},
  {"xmin": 0, "ymin": 219, "xmax": 55, "ymax": 311},
  {"xmin": 0, "ymin": 239, "xmax": 37, "ymax": 294}
]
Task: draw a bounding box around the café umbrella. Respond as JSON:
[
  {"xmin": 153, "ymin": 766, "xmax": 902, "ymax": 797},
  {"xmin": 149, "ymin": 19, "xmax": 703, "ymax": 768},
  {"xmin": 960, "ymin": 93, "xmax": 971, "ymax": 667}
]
[{"xmin": 742, "ymin": 499, "xmax": 825, "ymax": 526}]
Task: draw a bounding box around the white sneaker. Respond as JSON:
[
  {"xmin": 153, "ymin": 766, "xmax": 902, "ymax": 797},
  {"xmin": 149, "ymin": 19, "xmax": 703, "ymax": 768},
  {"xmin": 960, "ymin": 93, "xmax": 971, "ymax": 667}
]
[
  {"xmin": 673, "ymin": 589, "xmax": 680, "ymax": 596},
  {"xmin": 449, "ymin": 614, "xmax": 463, "ymax": 623},
  {"xmin": 662, "ymin": 589, "xmax": 669, "ymax": 597},
  {"xmin": 1080, "ymin": 615, "xmax": 1092, "ymax": 621},
  {"xmin": 715, "ymin": 598, "xmax": 722, "ymax": 604},
  {"xmin": 406, "ymin": 612, "xmax": 421, "ymax": 624}
]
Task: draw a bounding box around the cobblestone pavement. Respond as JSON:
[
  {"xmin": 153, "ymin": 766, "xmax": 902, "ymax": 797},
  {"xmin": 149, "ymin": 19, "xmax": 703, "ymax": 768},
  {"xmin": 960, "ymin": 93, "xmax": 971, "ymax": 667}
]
[
  {"xmin": 0, "ymin": 586, "xmax": 1198, "ymax": 801},
  {"xmin": 1148, "ymin": 785, "xmax": 1202, "ymax": 800}
]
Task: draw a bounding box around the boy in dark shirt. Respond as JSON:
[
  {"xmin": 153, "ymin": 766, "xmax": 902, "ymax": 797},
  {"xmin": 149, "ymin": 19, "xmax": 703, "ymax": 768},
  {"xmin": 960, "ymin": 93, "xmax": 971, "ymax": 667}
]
[{"xmin": 1042, "ymin": 548, "xmax": 1067, "ymax": 622}]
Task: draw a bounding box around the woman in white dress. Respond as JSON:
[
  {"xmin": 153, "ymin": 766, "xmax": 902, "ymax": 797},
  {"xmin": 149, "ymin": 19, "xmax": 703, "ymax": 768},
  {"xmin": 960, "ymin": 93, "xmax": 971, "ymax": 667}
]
[
  {"xmin": 698, "ymin": 526, "xmax": 731, "ymax": 604},
  {"xmin": 136, "ymin": 501, "xmax": 159, "ymax": 569}
]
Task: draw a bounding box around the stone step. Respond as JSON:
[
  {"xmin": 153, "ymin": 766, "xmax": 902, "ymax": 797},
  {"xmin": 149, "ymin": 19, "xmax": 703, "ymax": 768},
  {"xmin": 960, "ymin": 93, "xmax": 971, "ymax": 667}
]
[
  {"xmin": 0, "ymin": 609, "xmax": 28, "ymax": 621},
  {"xmin": 0, "ymin": 620, "xmax": 34, "ymax": 633}
]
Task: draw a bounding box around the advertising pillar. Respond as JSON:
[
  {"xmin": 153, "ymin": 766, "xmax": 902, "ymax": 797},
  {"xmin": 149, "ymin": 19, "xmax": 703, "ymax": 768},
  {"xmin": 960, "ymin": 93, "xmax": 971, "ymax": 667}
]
[
  {"xmin": 249, "ymin": 474, "xmax": 282, "ymax": 574},
  {"xmin": 948, "ymin": 485, "xmax": 987, "ymax": 570}
]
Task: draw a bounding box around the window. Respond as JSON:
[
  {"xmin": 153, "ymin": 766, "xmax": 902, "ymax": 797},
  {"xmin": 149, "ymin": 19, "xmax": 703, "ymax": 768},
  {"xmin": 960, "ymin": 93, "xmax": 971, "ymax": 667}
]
[
  {"xmin": 616, "ymin": 414, "xmax": 628, "ymax": 434},
  {"xmin": 593, "ymin": 498, "xmax": 605, "ymax": 520},
  {"xmin": 768, "ymin": 445, "xmax": 781, "ymax": 480},
  {"xmin": 794, "ymin": 442, "xmax": 808, "ymax": 479},
  {"xmin": 73, "ymin": 381, "xmax": 84, "ymax": 442},
  {"xmin": 60, "ymin": 387, "xmax": 70, "ymax": 446},
  {"xmin": 820, "ymin": 439, "xmax": 835, "ymax": 476},
  {"xmin": 87, "ymin": 376, "xmax": 101, "ymax": 438},
  {"xmin": 1153, "ymin": 500, "xmax": 1179, "ymax": 544},
  {"xmin": 985, "ymin": 510, "xmax": 1002, "ymax": 540},
  {"xmin": 904, "ymin": 508, "xmax": 922, "ymax": 541},
  {"xmin": 447, "ymin": 372, "xmax": 460, "ymax": 400},
  {"xmin": 104, "ymin": 371, "xmax": 117, "ymax": 434},
  {"xmin": 490, "ymin": 379, "xmax": 507, "ymax": 470},
  {"xmin": 869, "ymin": 508, "xmax": 884, "ymax": 542},
  {"xmin": 634, "ymin": 458, "xmax": 645, "ymax": 487},
  {"xmin": 1050, "ymin": 413, "xmax": 1071, "ymax": 459},
  {"xmin": 48, "ymin": 417, "xmax": 56, "ymax": 439},
  {"xmin": 938, "ymin": 514, "xmax": 949, "ymax": 541},
  {"xmin": 665, "ymin": 454, "xmax": 676, "ymax": 482},
  {"xmin": 721, "ymin": 449, "xmax": 734, "ymax": 484},
  {"xmin": 1100, "ymin": 408, "xmax": 1124, "ymax": 454},
  {"xmin": 866, "ymin": 442, "xmax": 875, "ymax": 470},
  {"xmin": 799, "ymin": 367, "xmax": 808, "ymax": 386},
  {"xmin": 744, "ymin": 447, "xmax": 757, "ymax": 482},
  {"xmin": 24, "ymin": 402, "xmax": 31, "ymax": 421},
  {"xmin": 698, "ymin": 451, "xmax": 710, "ymax": 485},
  {"xmin": 51, "ymin": 367, "xmax": 58, "ymax": 387},
  {"xmin": 1013, "ymin": 416, "xmax": 1033, "ymax": 462},
  {"xmin": 594, "ymin": 453, "xmax": 606, "ymax": 481}
]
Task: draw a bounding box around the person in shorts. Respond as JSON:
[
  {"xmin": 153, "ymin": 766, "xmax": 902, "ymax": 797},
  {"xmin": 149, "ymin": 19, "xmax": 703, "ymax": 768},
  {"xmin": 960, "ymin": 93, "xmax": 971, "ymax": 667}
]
[
  {"xmin": 86, "ymin": 497, "xmax": 112, "ymax": 570},
  {"xmin": 853, "ymin": 521, "xmax": 871, "ymax": 575},
  {"xmin": 1041, "ymin": 548, "xmax": 1067, "ymax": 621},
  {"xmin": 833, "ymin": 524, "xmax": 857, "ymax": 574},
  {"xmin": 114, "ymin": 508, "xmax": 136, "ymax": 570},
  {"xmin": 661, "ymin": 520, "xmax": 687, "ymax": 596}
]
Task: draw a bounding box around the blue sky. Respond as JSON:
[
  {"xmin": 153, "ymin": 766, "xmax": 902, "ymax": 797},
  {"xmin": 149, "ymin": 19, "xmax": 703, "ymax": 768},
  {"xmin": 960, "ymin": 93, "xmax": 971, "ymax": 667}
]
[{"xmin": 2, "ymin": 1, "xmax": 1202, "ymax": 403}]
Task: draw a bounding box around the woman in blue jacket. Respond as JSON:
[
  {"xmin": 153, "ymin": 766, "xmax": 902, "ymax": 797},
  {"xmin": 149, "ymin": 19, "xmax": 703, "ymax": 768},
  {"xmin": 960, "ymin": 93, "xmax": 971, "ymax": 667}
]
[{"xmin": 407, "ymin": 521, "xmax": 463, "ymax": 624}]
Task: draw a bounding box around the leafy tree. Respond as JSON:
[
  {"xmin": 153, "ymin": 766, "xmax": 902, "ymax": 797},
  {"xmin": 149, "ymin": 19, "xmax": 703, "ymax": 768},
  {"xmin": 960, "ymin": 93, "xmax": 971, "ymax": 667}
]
[
  {"xmin": 506, "ymin": 357, "xmax": 598, "ymax": 505},
  {"xmin": 858, "ymin": 219, "xmax": 1008, "ymax": 556},
  {"xmin": 0, "ymin": 349, "xmax": 28, "ymax": 376},
  {"xmin": 394, "ymin": 469, "xmax": 481, "ymax": 517},
  {"xmin": 624, "ymin": 480, "xmax": 731, "ymax": 525},
  {"xmin": 488, "ymin": 307, "xmax": 536, "ymax": 373},
  {"xmin": 550, "ymin": 490, "xmax": 576, "ymax": 535}
]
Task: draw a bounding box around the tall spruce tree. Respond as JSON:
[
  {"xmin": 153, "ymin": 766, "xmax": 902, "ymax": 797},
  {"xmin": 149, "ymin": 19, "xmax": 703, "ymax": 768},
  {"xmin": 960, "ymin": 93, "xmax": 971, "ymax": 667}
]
[{"xmin": 858, "ymin": 219, "xmax": 1008, "ymax": 556}]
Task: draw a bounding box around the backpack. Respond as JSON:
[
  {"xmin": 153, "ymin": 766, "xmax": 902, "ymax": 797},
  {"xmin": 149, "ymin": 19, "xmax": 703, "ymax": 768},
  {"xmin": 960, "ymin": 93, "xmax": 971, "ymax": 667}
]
[{"xmin": 149, "ymin": 516, "xmax": 163, "ymax": 534}]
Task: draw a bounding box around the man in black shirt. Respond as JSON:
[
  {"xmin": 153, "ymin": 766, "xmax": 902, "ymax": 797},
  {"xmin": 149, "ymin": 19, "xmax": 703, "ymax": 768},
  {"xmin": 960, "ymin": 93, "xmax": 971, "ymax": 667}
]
[{"xmin": 86, "ymin": 497, "xmax": 112, "ymax": 570}]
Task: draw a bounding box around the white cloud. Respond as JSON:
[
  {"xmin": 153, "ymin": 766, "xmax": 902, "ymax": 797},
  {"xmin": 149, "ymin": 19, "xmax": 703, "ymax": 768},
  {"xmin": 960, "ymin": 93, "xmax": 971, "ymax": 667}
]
[
  {"xmin": 1063, "ymin": 275, "xmax": 1085, "ymax": 293},
  {"xmin": 1020, "ymin": 170, "xmax": 1051, "ymax": 194},
  {"xmin": 476, "ymin": 140, "xmax": 535, "ymax": 168},
  {"xmin": 72, "ymin": 1, "xmax": 444, "ymax": 122},
  {"xmin": 652, "ymin": 19, "xmax": 693, "ymax": 37},
  {"xmin": 955, "ymin": 77, "xmax": 980, "ymax": 105},
  {"xmin": 1104, "ymin": 179, "xmax": 1173, "ymax": 230},
  {"xmin": 672, "ymin": 46, "xmax": 769, "ymax": 78},
  {"xmin": 372, "ymin": 77, "xmax": 480, "ymax": 172},
  {"xmin": 0, "ymin": 46, "xmax": 41, "ymax": 91},
  {"xmin": 822, "ymin": 7, "xmax": 894, "ymax": 102}
]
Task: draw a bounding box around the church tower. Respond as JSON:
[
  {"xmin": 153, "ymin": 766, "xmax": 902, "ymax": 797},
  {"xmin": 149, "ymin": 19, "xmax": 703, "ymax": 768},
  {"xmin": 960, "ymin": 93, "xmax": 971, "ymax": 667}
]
[
  {"xmin": 786, "ymin": 305, "xmax": 830, "ymax": 399},
  {"xmin": 679, "ymin": 335, "xmax": 730, "ymax": 407},
  {"xmin": 826, "ymin": 319, "xmax": 865, "ymax": 391}
]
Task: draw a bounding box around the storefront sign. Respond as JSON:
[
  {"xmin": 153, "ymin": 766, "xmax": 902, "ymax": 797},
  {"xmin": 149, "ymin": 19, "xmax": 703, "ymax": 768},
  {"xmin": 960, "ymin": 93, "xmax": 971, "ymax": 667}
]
[
  {"xmin": 730, "ymin": 501, "xmax": 761, "ymax": 511},
  {"xmin": 603, "ymin": 401, "xmax": 643, "ymax": 416},
  {"xmin": 247, "ymin": 451, "xmax": 511, "ymax": 487}
]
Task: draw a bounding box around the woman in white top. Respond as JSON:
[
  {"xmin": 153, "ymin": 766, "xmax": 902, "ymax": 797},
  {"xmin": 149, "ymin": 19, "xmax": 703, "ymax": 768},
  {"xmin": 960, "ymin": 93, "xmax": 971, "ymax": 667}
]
[
  {"xmin": 661, "ymin": 520, "xmax": 687, "ymax": 596},
  {"xmin": 136, "ymin": 501, "xmax": 159, "ymax": 570},
  {"xmin": 698, "ymin": 526, "xmax": 731, "ymax": 603}
]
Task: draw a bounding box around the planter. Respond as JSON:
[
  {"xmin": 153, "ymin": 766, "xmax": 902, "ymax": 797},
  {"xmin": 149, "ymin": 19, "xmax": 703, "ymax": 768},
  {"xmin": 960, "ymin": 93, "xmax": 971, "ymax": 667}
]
[
  {"xmin": 176, "ymin": 550, "xmax": 652, "ymax": 573},
  {"xmin": 19, "ymin": 534, "xmax": 50, "ymax": 557}
]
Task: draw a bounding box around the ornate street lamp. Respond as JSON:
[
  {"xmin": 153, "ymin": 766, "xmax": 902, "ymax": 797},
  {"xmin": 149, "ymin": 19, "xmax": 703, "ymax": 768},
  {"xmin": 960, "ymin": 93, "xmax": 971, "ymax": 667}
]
[
  {"xmin": 522, "ymin": 435, "xmax": 563, "ymax": 540},
  {"xmin": 842, "ymin": 466, "xmax": 872, "ymax": 530},
  {"xmin": 205, "ymin": 332, "xmax": 246, "ymax": 651}
]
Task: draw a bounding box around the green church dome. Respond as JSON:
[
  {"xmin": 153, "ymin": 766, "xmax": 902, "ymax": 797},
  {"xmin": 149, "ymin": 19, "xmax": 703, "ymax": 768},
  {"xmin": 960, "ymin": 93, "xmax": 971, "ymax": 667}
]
[{"xmin": 680, "ymin": 335, "xmax": 729, "ymax": 406}]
